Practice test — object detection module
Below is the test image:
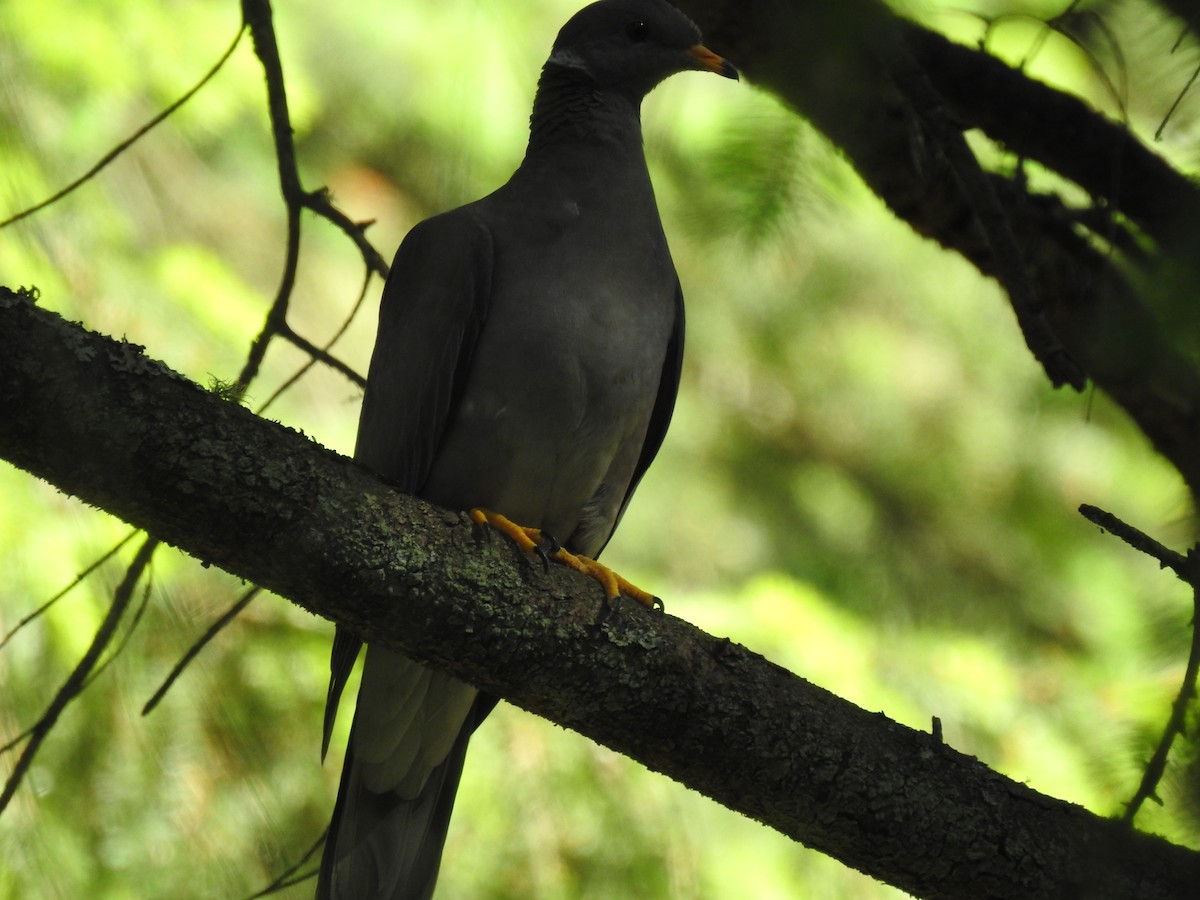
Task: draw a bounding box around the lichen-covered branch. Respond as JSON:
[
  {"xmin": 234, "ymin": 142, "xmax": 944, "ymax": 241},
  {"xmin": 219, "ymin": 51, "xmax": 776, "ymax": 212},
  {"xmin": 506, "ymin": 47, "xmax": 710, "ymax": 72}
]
[{"xmin": 4, "ymin": 288, "xmax": 1200, "ymax": 898}]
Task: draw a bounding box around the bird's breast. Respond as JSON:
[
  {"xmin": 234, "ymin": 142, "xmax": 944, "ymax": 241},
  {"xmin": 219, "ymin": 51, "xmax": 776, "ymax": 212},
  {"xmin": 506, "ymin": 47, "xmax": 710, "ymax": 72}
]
[{"xmin": 421, "ymin": 209, "xmax": 678, "ymax": 535}]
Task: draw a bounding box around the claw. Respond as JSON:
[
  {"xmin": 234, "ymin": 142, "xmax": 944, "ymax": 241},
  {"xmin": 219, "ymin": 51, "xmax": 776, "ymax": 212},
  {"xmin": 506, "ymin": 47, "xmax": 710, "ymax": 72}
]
[
  {"xmin": 468, "ymin": 507, "xmax": 658, "ymax": 609},
  {"xmin": 470, "ymin": 508, "xmax": 546, "ymax": 558},
  {"xmin": 597, "ymin": 592, "xmax": 624, "ymax": 626},
  {"xmin": 551, "ymin": 550, "xmax": 657, "ymax": 609},
  {"xmin": 532, "ymin": 531, "xmax": 561, "ymax": 573}
]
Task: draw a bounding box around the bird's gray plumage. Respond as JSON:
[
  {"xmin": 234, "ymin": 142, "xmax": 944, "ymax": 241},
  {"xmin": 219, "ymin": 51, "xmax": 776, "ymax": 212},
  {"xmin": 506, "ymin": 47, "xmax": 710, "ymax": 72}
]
[{"xmin": 318, "ymin": 3, "xmax": 735, "ymax": 897}]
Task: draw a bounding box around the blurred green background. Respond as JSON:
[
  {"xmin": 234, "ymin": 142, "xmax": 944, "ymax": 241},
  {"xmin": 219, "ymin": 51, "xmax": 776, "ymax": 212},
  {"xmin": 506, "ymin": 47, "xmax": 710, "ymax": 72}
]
[{"xmin": 3, "ymin": 0, "xmax": 1200, "ymax": 897}]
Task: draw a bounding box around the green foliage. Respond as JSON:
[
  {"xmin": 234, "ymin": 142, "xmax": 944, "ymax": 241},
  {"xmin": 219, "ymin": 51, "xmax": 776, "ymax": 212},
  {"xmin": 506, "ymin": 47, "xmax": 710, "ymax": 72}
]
[{"xmin": 3, "ymin": 1, "xmax": 1200, "ymax": 897}]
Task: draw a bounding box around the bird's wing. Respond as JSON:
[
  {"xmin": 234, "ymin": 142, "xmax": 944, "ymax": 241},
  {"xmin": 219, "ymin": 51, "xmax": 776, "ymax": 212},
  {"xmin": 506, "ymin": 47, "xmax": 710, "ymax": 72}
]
[
  {"xmin": 322, "ymin": 210, "xmax": 494, "ymax": 755},
  {"xmin": 318, "ymin": 211, "xmax": 495, "ymax": 900},
  {"xmin": 354, "ymin": 212, "xmax": 495, "ymax": 493}
]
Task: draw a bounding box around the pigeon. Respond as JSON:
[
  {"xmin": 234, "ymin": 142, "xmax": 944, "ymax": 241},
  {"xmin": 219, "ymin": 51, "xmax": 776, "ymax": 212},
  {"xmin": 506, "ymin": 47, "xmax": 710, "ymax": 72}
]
[{"xmin": 318, "ymin": 3, "xmax": 736, "ymax": 897}]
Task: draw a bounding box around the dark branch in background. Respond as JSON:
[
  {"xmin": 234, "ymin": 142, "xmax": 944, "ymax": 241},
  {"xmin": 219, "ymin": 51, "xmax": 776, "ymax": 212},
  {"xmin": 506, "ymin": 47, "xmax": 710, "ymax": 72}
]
[
  {"xmin": 235, "ymin": 0, "xmax": 375, "ymax": 395},
  {"xmin": 1079, "ymin": 504, "xmax": 1200, "ymax": 824},
  {"xmin": 1157, "ymin": 59, "xmax": 1200, "ymax": 140},
  {"xmin": 0, "ymin": 535, "xmax": 157, "ymax": 815},
  {"xmin": 81, "ymin": 556, "xmax": 156, "ymax": 689},
  {"xmin": 235, "ymin": 0, "xmax": 310, "ymax": 394},
  {"xmin": 1079, "ymin": 505, "xmax": 1189, "ymax": 576},
  {"xmin": 5, "ymin": 289, "xmax": 1200, "ymax": 900},
  {"xmin": 0, "ymin": 0, "xmax": 383, "ymax": 743},
  {"xmin": 668, "ymin": 0, "xmax": 1200, "ymax": 858},
  {"xmin": 681, "ymin": 0, "xmax": 1200, "ymax": 497},
  {"xmin": 1159, "ymin": 1, "xmax": 1200, "ymax": 41},
  {"xmin": 889, "ymin": 59, "xmax": 1086, "ymax": 389},
  {"xmin": 902, "ymin": 22, "xmax": 1200, "ymax": 258},
  {"xmin": 276, "ymin": 321, "xmax": 366, "ymax": 390}
]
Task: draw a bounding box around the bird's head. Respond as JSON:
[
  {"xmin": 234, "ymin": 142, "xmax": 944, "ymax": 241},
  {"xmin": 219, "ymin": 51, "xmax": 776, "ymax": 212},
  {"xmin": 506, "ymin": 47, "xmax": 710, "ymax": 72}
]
[{"xmin": 545, "ymin": 0, "xmax": 738, "ymax": 98}]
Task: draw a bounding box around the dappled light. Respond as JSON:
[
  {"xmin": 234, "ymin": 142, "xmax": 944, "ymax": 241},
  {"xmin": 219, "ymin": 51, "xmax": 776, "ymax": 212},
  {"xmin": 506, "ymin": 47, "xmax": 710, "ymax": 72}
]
[{"xmin": 4, "ymin": 0, "xmax": 1200, "ymax": 897}]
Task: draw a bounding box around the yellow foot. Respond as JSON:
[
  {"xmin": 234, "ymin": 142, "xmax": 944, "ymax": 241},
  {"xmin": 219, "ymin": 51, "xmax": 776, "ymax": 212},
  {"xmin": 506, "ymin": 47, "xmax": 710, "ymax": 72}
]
[{"xmin": 469, "ymin": 508, "xmax": 661, "ymax": 610}]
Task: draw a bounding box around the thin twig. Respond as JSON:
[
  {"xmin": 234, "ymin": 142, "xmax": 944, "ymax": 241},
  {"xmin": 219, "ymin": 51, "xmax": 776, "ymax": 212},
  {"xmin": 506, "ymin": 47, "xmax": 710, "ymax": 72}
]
[
  {"xmin": 257, "ymin": 266, "xmax": 374, "ymax": 415},
  {"xmin": 2, "ymin": 538, "xmax": 154, "ymax": 749},
  {"xmin": 234, "ymin": 1, "xmax": 382, "ymax": 396},
  {"xmin": 0, "ymin": 529, "xmax": 138, "ymax": 652},
  {"xmin": 277, "ymin": 322, "xmax": 366, "ymax": 390},
  {"xmin": 234, "ymin": 0, "xmax": 306, "ymax": 395},
  {"xmin": 1123, "ymin": 563, "xmax": 1200, "ymax": 823},
  {"xmin": 1156, "ymin": 61, "xmax": 1200, "ymax": 141},
  {"xmin": 1078, "ymin": 504, "xmax": 1188, "ymax": 576},
  {"xmin": 0, "ymin": 24, "xmax": 244, "ymax": 230},
  {"xmin": 0, "ymin": 536, "xmax": 158, "ymax": 814},
  {"xmin": 303, "ymin": 189, "xmax": 390, "ymax": 281},
  {"xmin": 82, "ymin": 558, "xmax": 156, "ymax": 688},
  {"xmin": 142, "ymin": 586, "xmax": 261, "ymax": 715},
  {"xmin": 1077, "ymin": 504, "xmax": 1200, "ymax": 823},
  {"xmin": 242, "ymin": 829, "xmax": 325, "ymax": 898}
]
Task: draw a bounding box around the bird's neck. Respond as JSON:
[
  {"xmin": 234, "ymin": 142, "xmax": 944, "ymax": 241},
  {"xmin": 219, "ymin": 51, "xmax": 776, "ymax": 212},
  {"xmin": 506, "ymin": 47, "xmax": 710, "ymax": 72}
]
[{"xmin": 523, "ymin": 65, "xmax": 646, "ymax": 161}]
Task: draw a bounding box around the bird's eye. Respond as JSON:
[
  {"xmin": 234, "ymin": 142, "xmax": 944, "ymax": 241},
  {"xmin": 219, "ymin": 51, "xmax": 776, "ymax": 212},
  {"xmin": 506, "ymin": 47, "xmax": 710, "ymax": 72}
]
[{"xmin": 626, "ymin": 20, "xmax": 649, "ymax": 42}]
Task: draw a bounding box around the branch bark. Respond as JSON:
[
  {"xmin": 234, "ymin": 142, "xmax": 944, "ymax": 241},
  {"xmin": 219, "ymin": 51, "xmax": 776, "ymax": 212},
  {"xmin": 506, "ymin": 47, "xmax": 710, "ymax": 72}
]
[{"xmin": 4, "ymin": 290, "xmax": 1200, "ymax": 898}]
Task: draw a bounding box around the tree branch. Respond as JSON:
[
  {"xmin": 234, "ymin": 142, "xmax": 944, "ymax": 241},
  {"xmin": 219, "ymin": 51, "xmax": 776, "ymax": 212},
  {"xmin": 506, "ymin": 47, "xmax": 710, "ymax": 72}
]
[
  {"xmin": 680, "ymin": 0, "xmax": 1200, "ymax": 499},
  {"xmin": 4, "ymin": 288, "xmax": 1200, "ymax": 898},
  {"xmin": 902, "ymin": 22, "xmax": 1200, "ymax": 256}
]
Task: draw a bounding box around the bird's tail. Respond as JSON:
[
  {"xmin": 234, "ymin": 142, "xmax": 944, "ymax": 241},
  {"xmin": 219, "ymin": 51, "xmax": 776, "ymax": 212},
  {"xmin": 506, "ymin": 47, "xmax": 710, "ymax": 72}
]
[
  {"xmin": 316, "ymin": 722, "xmax": 468, "ymax": 900},
  {"xmin": 318, "ymin": 684, "xmax": 497, "ymax": 900}
]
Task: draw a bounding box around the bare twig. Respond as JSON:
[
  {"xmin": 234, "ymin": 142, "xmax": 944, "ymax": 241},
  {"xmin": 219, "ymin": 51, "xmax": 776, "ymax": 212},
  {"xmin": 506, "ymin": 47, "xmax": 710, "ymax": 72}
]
[
  {"xmin": 81, "ymin": 560, "xmax": 156, "ymax": 689},
  {"xmin": 1124, "ymin": 562, "xmax": 1200, "ymax": 824},
  {"xmin": 1156, "ymin": 61, "xmax": 1200, "ymax": 141},
  {"xmin": 0, "ymin": 529, "xmax": 138, "ymax": 652},
  {"xmin": 234, "ymin": 0, "xmax": 306, "ymax": 395},
  {"xmin": 0, "ymin": 24, "xmax": 244, "ymax": 230},
  {"xmin": 242, "ymin": 829, "xmax": 325, "ymax": 898},
  {"xmin": 1078, "ymin": 504, "xmax": 1189, "ymax": 575},
  {"xmin": 257, "ymin": 266, "xmax": 374, "ymax": 414},
  {"xmin": 302, "ymin": 189, "xmax": 390, "ymax": 281},
  {"xmin": 1077, "ymin": 504, "xmax": 1200, "ymax": 823},
  {"xmin": 277, "ymin": 321, "xmax": 366, "ymax": 390},
  {"xmin": 0, "ymin": 536, "xmax": 158, "ymax": 814},
  {"xmin": 234, "ymin": 0, "xmax": 372, "ymax": 395},
  {"xmin": 142, "ymin": 586, "xmax": 261, "ymax": 716}
]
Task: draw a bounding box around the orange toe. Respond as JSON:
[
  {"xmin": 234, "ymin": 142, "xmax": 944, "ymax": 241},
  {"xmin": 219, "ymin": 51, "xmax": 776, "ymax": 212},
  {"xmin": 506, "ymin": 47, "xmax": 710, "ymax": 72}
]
[{"xmin": 469, "ymin": 508, "xmax": 659, "ymax": 608}]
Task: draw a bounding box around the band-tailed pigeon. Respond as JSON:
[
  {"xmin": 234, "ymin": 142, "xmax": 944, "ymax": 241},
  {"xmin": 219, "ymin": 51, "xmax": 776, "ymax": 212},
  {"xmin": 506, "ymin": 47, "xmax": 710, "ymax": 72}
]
[{"xmin": 317, "ymin": 2, "xmax": 736, "ymax": 897}]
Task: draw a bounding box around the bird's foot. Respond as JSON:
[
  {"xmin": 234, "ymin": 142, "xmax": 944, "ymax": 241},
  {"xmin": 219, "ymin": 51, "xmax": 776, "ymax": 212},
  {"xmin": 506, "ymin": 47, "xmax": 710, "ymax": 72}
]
[
  {"xmin": 470, "ymin": 507, "xmax": 553, "ymax": 571},
  {"xmin": 555, "ymin": 550, "xmax": 661, "ymax": 610},
  {"xmin": 469, "ymin": 508, "xmax": 661, "ymax": 610}
]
